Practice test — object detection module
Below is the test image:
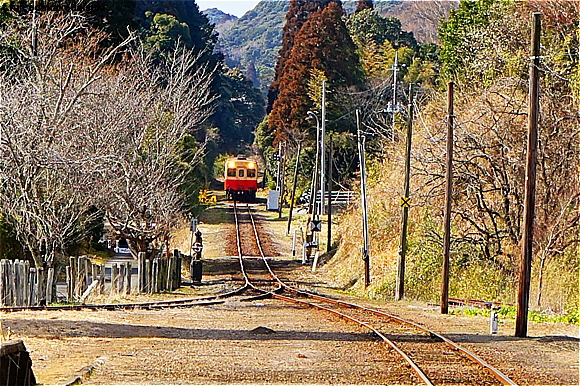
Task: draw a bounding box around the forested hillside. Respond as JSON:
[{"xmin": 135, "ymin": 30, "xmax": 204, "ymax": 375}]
[
  {"xmin": 259, "ymin": 0, "xmax": 579, "ymax": 318},
  {"xmin": 205, "ymin": 0, "xmax": 454, "ymax": 95}
]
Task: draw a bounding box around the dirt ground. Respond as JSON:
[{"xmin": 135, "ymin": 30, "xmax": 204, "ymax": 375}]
[{"xmin": 1, "ymin": 199, "xmax": 578, "ymax": 385}]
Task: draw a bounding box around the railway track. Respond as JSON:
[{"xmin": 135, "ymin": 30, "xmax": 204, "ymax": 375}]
[
  {"xmin": 232, "ymin": 200, "xmax": 516, "ymax": 386},
  {"xmin": 0, "ymin": 201, "xmax": 517, "ymax": 385}
]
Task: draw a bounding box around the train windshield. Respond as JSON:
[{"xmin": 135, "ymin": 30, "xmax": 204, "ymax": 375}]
[
  {"xmin": 238, "ymin": 169, "xmax": 245, "ymax": 177},
  {"xmin": 227, "ymin": 168, "xmax": 236, "ymax": 177},
  {"xmin": 247, "ymin": 169, "xmax": 256, "ymax": 177}
]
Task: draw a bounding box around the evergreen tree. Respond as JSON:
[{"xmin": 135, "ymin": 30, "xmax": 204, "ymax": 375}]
[
  {"xmin": 213, "ymin": 68, "xmax": 266, "ymax": 152},
  {"xmin": 269, "ymin": 1, "xmax": 361, "ymax": 143},
  {"xmin": 267, "ymin": 0, "xmax": 337, "ymax": 112}
]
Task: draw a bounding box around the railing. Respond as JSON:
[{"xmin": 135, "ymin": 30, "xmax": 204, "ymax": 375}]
[{"xmin": 314, "ymin": 190, "xmax": 357, "ymax": 206}]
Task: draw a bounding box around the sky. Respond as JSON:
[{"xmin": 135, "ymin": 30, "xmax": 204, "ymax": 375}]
[{"xmin": 196, "ymin": 0, "xmax": 263, "ymax": 17}]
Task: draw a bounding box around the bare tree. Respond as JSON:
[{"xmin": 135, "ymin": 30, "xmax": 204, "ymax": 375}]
[
  {"xmin": 91, "ymin": 44, "xmax": 217, "ymax": 257},
  {"xmin": 0, "ymin": 11, "xmax": 134, "ymax": 268},
  {"xmin": 0, "ymin": 9, "xmax": 218, "ymax": 270}
]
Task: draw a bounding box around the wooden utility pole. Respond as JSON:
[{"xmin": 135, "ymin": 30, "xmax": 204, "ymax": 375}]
[
  {"xmin": 441, "ymin": 81, "xmax": 454, "ymax": 314},
  {"xmin": 516, "ymin": 12, "xmax": 541, "ymax": 338},
  {"xmin": 395, "ymin": 84, "xmax": 414, "ymax": 301},
  {"xmin": 327, "ymin": 135, "xmax": 333, "ymax": 253},
  {"xmin": 356, "ymin": 110, "xmax": 370, "ymax": 288},
  {"xmin": 287, "ymin": 142, "xmax": 301, "ymax": 236},
  {"xmin": 321, "ymin": 81, "xmax": 326, "ymax": 215}
]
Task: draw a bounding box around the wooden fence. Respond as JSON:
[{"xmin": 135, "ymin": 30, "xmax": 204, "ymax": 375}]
[
  {"xmin": 65, "ymin": 255, "xmax": 133, "ymax": 301},
  {"xmin": 0, "ymin": 260, "xmax": 53, "ymax": 307},
  {"xmin": 0, "ymin": 251, "xmax": 182, "ymax": 306},
  {"xmin": 137, "ymin": 251, "xmax": 182, "ymax": 293}
]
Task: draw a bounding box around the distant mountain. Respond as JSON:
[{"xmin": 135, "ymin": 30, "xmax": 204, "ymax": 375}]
[
  {"xmin": 204, "ymin": 1, "xmax": 289, "ymax": 95},
  {"xmin": 203, "ymin": 1, "xmax": 454, "ymax": 95},
  {"xmin": 202, "ymin": 8, "xmax": 238, "ymax": 35}
]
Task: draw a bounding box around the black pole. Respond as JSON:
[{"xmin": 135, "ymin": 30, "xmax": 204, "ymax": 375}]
[
  {"xmin": 287, "ymin": 142, "xmax": 301, "ymax": 236},
  {"xmin": 395, "ymin": 84, "xmax": 414, "ymax": 301},
  {"xmin": 356, "ymin": 110, "xmax": 370, "ymax": 288},
  {"xmin": 441, "ymin": 81, "xmax": 454, "ymax": 314},
  {"xmin": 327, "ymin": 135, "xmax": 333, "ymax": 253},
  {"xmin": 516, "ymin": 12, "xmax": 541, "ymax": 338}
]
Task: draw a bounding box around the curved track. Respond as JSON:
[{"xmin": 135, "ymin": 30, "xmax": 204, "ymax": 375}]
[
  {"xmin": 233, "ymin": 201, "xmax": 516, "ymax": 386},
  {"xmin": 0, "ymin": 201, "xmax": 517, "ymax": 385}
]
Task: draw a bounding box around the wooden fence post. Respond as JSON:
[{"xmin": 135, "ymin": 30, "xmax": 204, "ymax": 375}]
[
  {"xmin": 167, "ymin": 257, "xmax": 173, "ymax": 291},
  {"xmin": 28, "ymin": 268, "xmax": 36, "ymax": 307},
  {"xmin": 0, "ymin": 260, "xmax": 5, "ymax": 306},
  {"xmin": 46, "ymin": 267, "xmax": 54, "ymax": 305},
  {"xmin": 36, "ymin": 267, "xmax": 45, "ymax": 306},
  {"xmin": 24, "ymin": 261, "xmax": 30, "ymax": 306},
  {"xmin": 144, "ymin": 259, "xmax": 151, "ymax": 293},
  {"xmin": 75, "ymin": 256, "xmax": 82, "ymax": 298},
  {"xmin": 14, "ymin": 261, "xmax": 22, "ymax": 306},
  {"xmin": 119, "ymin": 264, "xmax": 125, "ymax": 296},
  {"xmin": 126, "ymin": 262, "xmax": 132, "ymax": 295},
  {"xmin": 66, "ymin": 265, "xmax": 72, "ymax": 302},
  {"xmin": 83, "ymin": 257, "xmax": 89, "ymax": 293},
  {"xmin": 99, "ymin": 264, "xmax": 105, "ymax": 295},
  {"xmin": 152, "ymin": 258, "xmax": 158, "ymax": 293},
  {"xmin": 137, "ymin": 252, "xmax": 145, "ymax": 293},
  {"xmin": 111, "ymin": 263, "xmax": 118, "ymax": 295},
  {"xmin": 8, "ymin": 260, "xmax": 15, "ymax": 306}
]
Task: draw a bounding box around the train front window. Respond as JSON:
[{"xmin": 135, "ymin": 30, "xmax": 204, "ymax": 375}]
[
  {"xmin": 227, "ymin": 168, "xmax": 236, "ymax": 177},
  {"xmin": 247, "ymin": 169, "xmax": 256, "ymax": 178},
  {"xmin": 238, "ymin": 169, "xmax": 245, "ymax": 177}
]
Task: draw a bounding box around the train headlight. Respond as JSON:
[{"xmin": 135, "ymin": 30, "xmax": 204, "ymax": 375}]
[
  {"xmin": 227, "ymin": 162, "xmax": 236, "ymax": 168},
  {"xmin": 248, "ymin": 162, "xmax": 256, "ymax": 169}
]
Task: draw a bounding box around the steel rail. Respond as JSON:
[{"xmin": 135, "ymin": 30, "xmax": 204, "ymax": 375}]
[
  {"xmin": 243, "ymin": 206, "xmax": 516, "ymax": 386},
  {"xmin": 232, "ymin": 200, "xmax": 281, "ymax": 295},
  {"xmin": 286, "ymin": 289, "xmax": 516, "ymax": 385},
  {"xmin": 241, "ymin": 205, "xmax": 432, "ymax": 385},
  {"xmin": 272, "ymin": 291, "xmax": 434, "ymax": 385}
]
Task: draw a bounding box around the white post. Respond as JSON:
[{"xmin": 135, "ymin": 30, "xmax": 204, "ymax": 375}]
[
  {"xmin": 312, "ymin": 252, "xmax": 319, "ymax": 273},
  {"xmin": 490, "ymin": 310, "xmax": 499, "ymax": 334},
  {"xmin": 292, "ymin": 229, "xmax": 297, "ymax": 258}
]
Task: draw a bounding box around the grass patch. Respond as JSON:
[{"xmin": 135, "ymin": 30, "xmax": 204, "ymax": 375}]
[{"xmin": 451, "ymin": 305, "xmax": 580, "ymax": 325}]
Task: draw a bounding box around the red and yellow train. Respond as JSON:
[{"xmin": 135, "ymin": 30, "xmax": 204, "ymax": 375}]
[{"xmin": 224, "ymin": 155, "xmax": 258, "ymax": 200}]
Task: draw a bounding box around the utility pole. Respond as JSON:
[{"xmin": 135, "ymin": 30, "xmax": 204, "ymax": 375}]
[
  {"xmin": 391, "ymin": 50, "xmax": 399, "ymax": 141},
  {"xmin": 516, "ymin": 12, "xmax": 541, "ymax": 338},
  {"xmin": 356, "ymin": 110, "xmax": 370, "ymax": 288},
  {"xmin": 276, "ymin": 141, "xmax": 282, "ymax": 193},
  {"xmin": 278, "ymin": 142, "xmax": 286, "ymax": 219},
  {"xmin": 307, "ymin": 111, "xmax": 320, "ymax": 221},
  {"xmin": 327, "ymin": 134, "xmax": 333, "ymax": 253},
  {"xmin": 441, "ymin": 81, "xmax": 454, "ymax": 314},
  {"xmin": 287, "ymin": 142, "xmax": 301, "ymax": 236},
  {"xmin": 320, "ymin": 81, "xmax": 326, "ymax": 215},
  {"xmin": 395, "ymin": 84, "xmax": 414, "ymax": 301}
]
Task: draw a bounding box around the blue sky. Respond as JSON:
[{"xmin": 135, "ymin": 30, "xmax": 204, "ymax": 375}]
[{"xmin": 197, "ymin": 1, "xmax": 263, "ymax": 17}]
